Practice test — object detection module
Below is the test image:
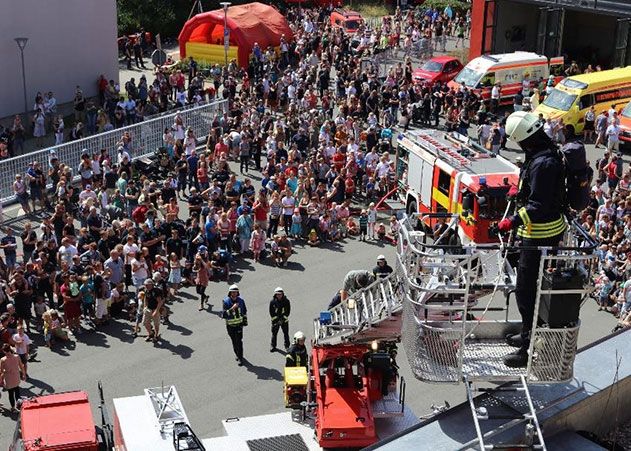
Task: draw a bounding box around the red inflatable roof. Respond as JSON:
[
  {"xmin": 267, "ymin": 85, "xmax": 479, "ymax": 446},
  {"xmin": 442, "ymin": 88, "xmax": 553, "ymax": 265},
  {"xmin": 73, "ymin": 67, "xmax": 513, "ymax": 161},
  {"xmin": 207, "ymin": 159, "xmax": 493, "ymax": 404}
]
[{"xmin": 178, "ymin": 2, "xmax": 293, "ymax": 67}]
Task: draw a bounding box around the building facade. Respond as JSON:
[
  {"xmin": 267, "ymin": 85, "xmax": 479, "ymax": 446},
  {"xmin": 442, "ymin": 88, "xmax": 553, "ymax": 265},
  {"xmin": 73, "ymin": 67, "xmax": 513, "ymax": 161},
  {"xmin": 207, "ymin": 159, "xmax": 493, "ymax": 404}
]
[
  {"xmin": 0, "ymin": 0, "xmax": 118, "ymax": 119},
  {"xmin": 470, "ymin": 0, "xmax": 631, "ymax": 68}
]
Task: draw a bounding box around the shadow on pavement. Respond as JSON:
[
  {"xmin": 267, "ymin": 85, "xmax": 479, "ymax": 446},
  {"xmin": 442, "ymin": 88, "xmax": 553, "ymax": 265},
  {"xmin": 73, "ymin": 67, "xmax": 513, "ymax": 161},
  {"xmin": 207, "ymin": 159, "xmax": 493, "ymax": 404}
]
[
  {"xmin": 100, "ymin": 320, "xmax": 135, "ymax": 344},
  {"xmin": 242, "ymin": 358, "xmax": 283, "ymax": 381},
  {"xmin": 156, "ymin": 337, "xmax": 194, "ymax": 359},
  {"xmin": 23, "ymin": 376, "xmax": 55, "ymax": 397},
  {"xmin": 165, "ymin": 321, "xmax": 193, "ymax": 336}
]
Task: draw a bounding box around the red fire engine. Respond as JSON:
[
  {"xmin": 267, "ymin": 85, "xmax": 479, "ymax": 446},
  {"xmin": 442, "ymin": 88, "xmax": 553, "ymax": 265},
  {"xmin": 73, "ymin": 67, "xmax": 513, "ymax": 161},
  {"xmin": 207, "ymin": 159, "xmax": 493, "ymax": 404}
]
[{"xmin": 395, "ymin": 129, "xmax": 519, "ymax": 243}]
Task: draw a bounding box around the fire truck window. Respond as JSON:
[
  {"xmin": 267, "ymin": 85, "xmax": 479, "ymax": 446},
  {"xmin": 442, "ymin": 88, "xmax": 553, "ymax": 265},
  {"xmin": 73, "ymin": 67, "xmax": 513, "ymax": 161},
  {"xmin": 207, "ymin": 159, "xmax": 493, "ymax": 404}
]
[
  {"xmin": 437, "ymin": 170, "xmax": 451, "ymax": 196},
  {"xmin": 478, "ymin": 73, "xmax": 495, "ymax": 88},
  {"xmin": 480, "ymin": 188, "xmax": 509, "ymax": 220},
  {"xmin": 462, "ymin": 192, "xmax": 474, "ymax": 213}
]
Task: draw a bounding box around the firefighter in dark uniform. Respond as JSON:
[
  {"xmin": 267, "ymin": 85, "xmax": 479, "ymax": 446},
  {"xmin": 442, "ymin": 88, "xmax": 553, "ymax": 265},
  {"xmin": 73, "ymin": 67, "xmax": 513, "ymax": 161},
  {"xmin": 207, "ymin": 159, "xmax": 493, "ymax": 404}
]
[
  {"xmin": 222, "ymin": 284, "xmax": 247, "ymax": 366},
  {"xmin": 498, "ymin": 111, "xmax": 566, "ymax": 368},
  {"xmin": 269, "ymin": 287, "xmax": 291, "ymax": 352},
  {"xmin": 286, "ymin": 331, "xmax": 308, "ymax": 367},
  {"xmin": 372, "ymin": 255, "xmax": 393, "ymax": 279}
]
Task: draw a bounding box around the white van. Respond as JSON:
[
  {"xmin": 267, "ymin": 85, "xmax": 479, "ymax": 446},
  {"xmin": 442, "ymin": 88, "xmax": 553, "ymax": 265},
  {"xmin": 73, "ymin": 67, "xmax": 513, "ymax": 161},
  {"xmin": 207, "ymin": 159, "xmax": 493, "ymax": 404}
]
[{"xmin": 448, "ymin": 51, "xmax": 564, "ymax": 104}]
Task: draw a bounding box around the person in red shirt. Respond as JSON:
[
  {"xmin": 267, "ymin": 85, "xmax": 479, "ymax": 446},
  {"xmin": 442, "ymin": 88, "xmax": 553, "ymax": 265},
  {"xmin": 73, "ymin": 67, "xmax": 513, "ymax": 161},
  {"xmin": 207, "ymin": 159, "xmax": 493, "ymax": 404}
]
[
  {"xmin": 344, "ymin": 176, "xmax": 355, "ymax": 201},
  {"xmin": 253, "ymin": 192, "xmax": 270, "ymax": 230},
  {"xmin": 332, "ymin": 148, "xmax": 346, "ymax": 171}
]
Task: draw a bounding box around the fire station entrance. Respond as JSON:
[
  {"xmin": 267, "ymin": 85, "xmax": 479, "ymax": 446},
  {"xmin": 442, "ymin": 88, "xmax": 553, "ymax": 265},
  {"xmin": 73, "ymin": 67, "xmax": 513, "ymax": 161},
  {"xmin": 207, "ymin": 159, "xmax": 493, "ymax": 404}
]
[{"xmin": 471, "ymin": 0, "xmax": 631, "ymax": 69}]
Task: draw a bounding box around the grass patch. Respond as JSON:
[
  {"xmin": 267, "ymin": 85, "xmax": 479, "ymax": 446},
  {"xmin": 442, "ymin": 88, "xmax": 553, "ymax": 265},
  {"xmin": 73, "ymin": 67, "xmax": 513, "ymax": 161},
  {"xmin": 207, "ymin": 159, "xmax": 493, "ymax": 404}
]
[{"xmin": 353, "ymin": 1, "xmax": 390, "ymax": 18}]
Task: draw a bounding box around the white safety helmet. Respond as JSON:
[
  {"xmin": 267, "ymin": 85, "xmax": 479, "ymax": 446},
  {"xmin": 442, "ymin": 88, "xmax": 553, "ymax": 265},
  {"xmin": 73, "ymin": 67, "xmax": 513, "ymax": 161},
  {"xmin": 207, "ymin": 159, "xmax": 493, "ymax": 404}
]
[
  {"xmin": 505, "ymin": 111, "xmax": 543, "ymax": 143},
  {"xmin": 228, "ymin": 284, "xmax": 239, "ymax": 292},
  {"xmin": 274, "ymin": 287, "xmax": 284, "ymax": 294},
  {"xmin": 377, "ymin": 255, "xmax": 386, "ymax": 261},
  {"xmin": 294, "ymin": 331, "xmax": 305, "ymax": 341}
]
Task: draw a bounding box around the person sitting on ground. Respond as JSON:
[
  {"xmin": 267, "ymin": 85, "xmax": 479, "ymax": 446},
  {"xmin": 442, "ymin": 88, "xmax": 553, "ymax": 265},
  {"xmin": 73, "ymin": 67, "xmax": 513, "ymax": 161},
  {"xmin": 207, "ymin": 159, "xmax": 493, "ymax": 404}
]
[
  {"xmin": 307, "ymin": 228, "xmax": 320, "ymax": 247},
  {"xmin": 271, "ymin": 234, "xmax": 292, "ymax": 266}
]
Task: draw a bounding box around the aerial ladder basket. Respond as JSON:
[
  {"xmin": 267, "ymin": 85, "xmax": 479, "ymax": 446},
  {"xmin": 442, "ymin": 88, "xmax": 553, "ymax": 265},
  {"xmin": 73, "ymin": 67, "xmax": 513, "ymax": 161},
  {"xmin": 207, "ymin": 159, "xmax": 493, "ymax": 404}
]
[{"xmin": 396, "ymin": 212, "xmax": 597, "ymax": 385}]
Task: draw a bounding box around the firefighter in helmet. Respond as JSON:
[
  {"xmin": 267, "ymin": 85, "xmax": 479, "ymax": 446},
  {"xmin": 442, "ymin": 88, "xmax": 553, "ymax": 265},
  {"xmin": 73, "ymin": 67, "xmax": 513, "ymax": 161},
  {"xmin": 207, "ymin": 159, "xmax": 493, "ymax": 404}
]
[
  {"xmin": 498, "ymin": 111, "xmax": 566, "ymax": 368},
  {"xmin": 223, "ymin": 284, "xmax": 248, "ymax": 366},
  {"xmin": 286, "ymin": 331, "xmax": 308, "ymax": 367},
  {"xmin": 269, "ymin": 287, "xmax": 291, "ymax": 352}
]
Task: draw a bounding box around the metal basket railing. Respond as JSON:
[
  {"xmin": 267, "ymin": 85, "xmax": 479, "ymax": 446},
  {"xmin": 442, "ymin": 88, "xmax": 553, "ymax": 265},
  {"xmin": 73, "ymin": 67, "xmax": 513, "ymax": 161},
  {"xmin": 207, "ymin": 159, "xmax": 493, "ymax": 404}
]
[{"xmin": 397, "ymin": 212, "xmax": 597, "ymax": 384}]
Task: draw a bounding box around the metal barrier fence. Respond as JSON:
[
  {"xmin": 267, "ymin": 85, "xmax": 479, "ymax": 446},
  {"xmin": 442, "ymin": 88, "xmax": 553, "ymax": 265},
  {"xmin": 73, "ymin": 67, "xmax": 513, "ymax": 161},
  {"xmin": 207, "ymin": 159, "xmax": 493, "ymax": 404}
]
[{"xmin": 0, "ymin": 99, "xmax": 229, "ymax": 204}]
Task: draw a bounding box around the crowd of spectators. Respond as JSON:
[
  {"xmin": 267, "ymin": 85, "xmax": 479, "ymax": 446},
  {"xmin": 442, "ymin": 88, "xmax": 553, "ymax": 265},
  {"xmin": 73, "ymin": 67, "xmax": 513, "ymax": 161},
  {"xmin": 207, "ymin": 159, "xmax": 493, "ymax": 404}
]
[{"xmin": 1, "ymin": 3, "xmax": 628, "ymax": 413}]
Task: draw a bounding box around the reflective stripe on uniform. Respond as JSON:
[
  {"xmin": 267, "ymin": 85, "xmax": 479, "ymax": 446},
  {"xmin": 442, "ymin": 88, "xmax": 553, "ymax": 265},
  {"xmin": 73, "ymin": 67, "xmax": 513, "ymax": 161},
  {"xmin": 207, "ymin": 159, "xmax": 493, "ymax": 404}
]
[
  {"xmin": 518, "ymin": 207, "xmax": 531, "ymax": 226},
  {"xmin": 517, "ymin": 215, "xmax": 566, "ymax": 239},
  {"xmin": 226, "ymin": 308, "xmax": 244, "ymax": 326}
]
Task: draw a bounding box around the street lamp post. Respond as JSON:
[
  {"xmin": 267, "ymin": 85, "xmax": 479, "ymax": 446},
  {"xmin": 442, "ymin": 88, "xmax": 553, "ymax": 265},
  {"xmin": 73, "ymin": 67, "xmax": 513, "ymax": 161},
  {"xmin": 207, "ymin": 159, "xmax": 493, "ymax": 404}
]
[
  {"xmin": 14, "ymin": 37, "xmax": 29, "ymax": 116},
  {"xmin": 220, "ymin": 2, "xmax": 231, "ymax": 68}
]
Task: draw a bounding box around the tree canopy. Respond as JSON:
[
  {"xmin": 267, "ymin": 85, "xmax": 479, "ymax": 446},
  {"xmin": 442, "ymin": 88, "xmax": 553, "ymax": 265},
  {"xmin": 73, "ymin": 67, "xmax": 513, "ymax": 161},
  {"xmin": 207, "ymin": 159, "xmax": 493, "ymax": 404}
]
[{"xmin": 117, "ymin": 0, "xmax": 251, "ymax": 38}]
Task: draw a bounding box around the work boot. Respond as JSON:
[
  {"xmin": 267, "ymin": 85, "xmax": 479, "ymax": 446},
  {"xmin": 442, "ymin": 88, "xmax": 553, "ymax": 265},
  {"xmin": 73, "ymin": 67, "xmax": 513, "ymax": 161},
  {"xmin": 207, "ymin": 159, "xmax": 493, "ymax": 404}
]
[
  {"xmin": 505, "ymin": 333, "xmax": 525, "ymax": 348},
  {"xmin": 237, "ymin": 358, "xmax": 244, "ymax": 366},
  {"xmin": 503, "ymin": 347, "xmax": 528, "ymax": 368},
  {"xmin": 270, "ymin": 346, "xmax": 276, "ymax": 353}
]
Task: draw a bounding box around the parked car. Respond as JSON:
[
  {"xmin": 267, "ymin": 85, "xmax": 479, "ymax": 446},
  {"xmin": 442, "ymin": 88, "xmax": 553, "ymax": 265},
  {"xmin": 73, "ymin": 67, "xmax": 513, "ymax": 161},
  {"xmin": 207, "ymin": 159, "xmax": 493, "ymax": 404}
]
[
  {"xmin": 413, "ymin": 56, "xmax": 463, "ymax": 86},
  {"xmin": 330, "ymin": 9, "xmax": 364, "ymax": 34}
]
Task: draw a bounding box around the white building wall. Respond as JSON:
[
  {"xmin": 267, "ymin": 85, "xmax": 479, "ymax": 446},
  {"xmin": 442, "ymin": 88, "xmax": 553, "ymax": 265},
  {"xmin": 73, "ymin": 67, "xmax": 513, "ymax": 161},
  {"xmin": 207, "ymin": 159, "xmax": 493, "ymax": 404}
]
[{"xmin": 0, "ymin": 0, "xmax": 119, "ymax": 118}]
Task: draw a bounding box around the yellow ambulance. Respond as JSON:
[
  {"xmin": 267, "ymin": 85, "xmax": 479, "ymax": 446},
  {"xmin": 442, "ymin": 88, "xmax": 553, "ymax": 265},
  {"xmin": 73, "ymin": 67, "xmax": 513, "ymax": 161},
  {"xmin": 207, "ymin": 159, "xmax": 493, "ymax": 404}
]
[{"xmin": 535, "ymin": 66, "xmax": 631, "ymax": 133}]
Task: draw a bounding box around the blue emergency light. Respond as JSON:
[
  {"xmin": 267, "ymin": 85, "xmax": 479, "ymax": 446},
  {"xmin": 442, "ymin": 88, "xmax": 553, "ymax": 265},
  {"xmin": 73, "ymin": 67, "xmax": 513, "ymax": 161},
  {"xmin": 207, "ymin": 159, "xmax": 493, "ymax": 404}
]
[{"xmin": 319, "ymin": 311, "xmax": 332, "ymax": 325}]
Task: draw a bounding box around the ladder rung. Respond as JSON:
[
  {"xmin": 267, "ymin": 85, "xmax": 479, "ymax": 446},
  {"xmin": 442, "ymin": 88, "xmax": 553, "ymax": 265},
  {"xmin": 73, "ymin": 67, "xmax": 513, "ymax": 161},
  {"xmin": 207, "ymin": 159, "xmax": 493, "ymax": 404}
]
[
  {"xmin": 482, "ymin": 414, "xmax": 527, "ymax": 421},
  {"xmin": 491, "ymin": 445, "xmax": 543, "ymax": 450},
  {"xmin": 474, "ymin": 387, "xmax": 525, "ymax": 393}
]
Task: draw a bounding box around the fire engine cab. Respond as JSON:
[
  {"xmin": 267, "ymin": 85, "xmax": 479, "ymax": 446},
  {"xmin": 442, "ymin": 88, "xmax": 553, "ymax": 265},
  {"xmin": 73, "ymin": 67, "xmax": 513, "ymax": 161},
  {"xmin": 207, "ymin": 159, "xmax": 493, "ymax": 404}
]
[{"xmin": 396, "ymin": 129, "xmax": 519, "ymax": 244}]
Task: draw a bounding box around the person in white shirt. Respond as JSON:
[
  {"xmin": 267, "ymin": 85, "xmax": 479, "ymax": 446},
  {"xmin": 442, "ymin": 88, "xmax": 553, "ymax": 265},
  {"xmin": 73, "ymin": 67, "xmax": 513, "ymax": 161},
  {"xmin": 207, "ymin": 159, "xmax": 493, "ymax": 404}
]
[
  {"xmin": 366, "ymin": 148, "xmax": 380, "ymax": 167},
  {"xmin": 176, "ymin": 88, "xmax": 187, "ymax": 107},
  {"xmin": 608, "ymin": 105, "xmax": 617, "ymax": 122},
  {"xmin": 78, "ymin": 185, "xmax": 97, "ymax": 204},
  {"xmin": 543, "ymin": 119, "xmax": 554, "ymax": 139},
  {"xmin": 521, "ymin": 78, "xmax": 531, "ymax": 97},
  {"xmin": 12, "ymin": 326, "xmax": 32, "ymax": 377},
  {"xmin": 281, "ymin": 191, "xmax": 296, "ymax": 235},
  {"xmin": 606, "ymin": 122, "xmax": 621, "ymax": 151},
  {"xmin": 490, "ymin": 83, "xmax": 501, "ymax": 113},
  {"xmin": 287, "ymin": 84, "xmax": 296, "ymax": 101},
  {"xmin": 130, "ymin": 254, "xmax": 149, "ymax": 292},
  {"xmin": 117, "ymin": 147, "xmax": 131, "ymax": 165},
  {"xmin": 376, "ymin": 157, "xmax": 392, "ymax": 178},
  {"xmin": 58, "ymin": 238, "xmax": 78, "ymax": 265}
]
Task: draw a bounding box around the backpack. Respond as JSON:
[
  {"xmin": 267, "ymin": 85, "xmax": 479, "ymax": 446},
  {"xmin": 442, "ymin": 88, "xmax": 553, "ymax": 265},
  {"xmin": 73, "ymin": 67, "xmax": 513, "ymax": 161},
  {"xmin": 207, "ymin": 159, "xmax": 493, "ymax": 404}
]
[
  {"xmin": 616, "ymin": 159, "xmax": 624, "ymax": 178},
  {"xmin": 560, "ymin": 140, "xmax": 593, "ymax": 211}
]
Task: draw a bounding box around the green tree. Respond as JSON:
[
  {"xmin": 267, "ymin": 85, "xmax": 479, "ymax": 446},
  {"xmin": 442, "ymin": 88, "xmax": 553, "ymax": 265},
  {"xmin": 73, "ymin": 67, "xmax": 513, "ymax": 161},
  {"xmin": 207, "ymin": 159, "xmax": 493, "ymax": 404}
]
[{"xmin": 117, "ymin": 0, "xmax": 251, "ymax": 38}]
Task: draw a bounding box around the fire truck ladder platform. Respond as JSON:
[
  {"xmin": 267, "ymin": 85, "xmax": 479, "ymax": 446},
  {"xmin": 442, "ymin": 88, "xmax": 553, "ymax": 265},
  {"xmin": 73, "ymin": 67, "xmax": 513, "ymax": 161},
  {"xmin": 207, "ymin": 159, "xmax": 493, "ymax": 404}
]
[
  {"xmin": 113, "ymin": 385, "xmax": 202, "ymax": 451},
  {"xmin": 365, "ymin": 328, "xmax": 631, "ymax": 451},
  {"xmin": 313, "ymin": 271, "xmax": 403, "ymax": 346}
]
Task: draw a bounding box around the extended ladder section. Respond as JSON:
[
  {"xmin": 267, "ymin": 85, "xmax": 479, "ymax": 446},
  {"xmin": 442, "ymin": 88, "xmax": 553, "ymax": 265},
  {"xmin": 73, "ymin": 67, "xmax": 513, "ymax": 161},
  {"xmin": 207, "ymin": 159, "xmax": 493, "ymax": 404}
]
[
  {"xmin": 464, "ymin": 376, "xmax": 546, "ymax": 451},
  {"xmin": 314, "ymin": 271, "xmax": 404, "ymax": 346}
]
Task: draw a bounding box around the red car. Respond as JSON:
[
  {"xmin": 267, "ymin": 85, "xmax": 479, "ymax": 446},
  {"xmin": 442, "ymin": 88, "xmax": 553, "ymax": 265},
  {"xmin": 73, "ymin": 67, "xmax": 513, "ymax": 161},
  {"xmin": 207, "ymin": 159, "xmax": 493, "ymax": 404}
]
[{"xmin": 413, "ymin": 56, "xmax": 463, "ymax": 86}]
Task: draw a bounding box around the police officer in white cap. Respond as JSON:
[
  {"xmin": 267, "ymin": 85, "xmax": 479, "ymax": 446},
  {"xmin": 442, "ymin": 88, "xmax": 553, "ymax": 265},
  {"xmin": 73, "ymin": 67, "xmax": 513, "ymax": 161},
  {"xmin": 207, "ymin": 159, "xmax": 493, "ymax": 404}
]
[{"xmin": 269, "ymin": 287, "xmax": 291, "ymax": 352}]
